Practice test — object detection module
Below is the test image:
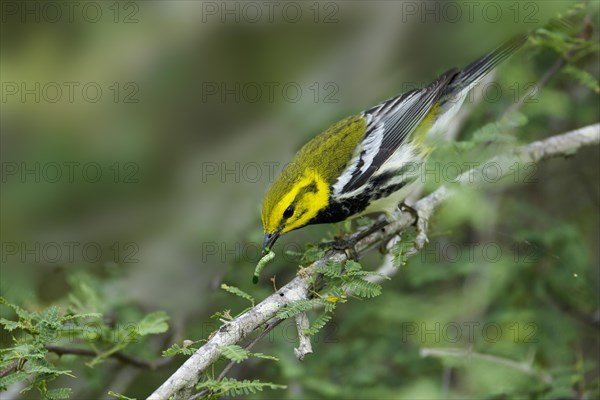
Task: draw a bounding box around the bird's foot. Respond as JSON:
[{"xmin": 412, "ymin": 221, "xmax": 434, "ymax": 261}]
[
  {"xmin": 319, "ymin": 217, "xmax": 389, "ymax": 260},
  {"xmin": 318, "ymin": 237, "xmax": 360, "ymax": 260}
]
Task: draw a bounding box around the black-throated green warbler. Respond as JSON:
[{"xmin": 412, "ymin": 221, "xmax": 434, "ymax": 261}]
[{"xmin": 261, "ymin": 34, "xmax": 527, "ymax": 254}]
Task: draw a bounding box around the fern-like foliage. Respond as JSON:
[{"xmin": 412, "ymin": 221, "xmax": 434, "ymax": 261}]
[
  {"xmin": 276, "ymin": 299, "xmax": 322, "ymax": 319},
  {"xmin": 220, "ymin": 284, "xmax": 255, "ymax": 306},
  {"xmin": 219, "ymin": 344, "xmax": 250, "ymax": 363},
  {"xmin": 392, "ymin": 227, "xmax": 417, "ymax": 268},
  {"xmin": 218, "ymin": 344, "xmax": 280, "ymax": 364},
  {"xmin": 162, "ymin": 341, "xmax": 200, "ymax": 357},
  {"xmin": 108, "ymin": 390, "xmax": 136, "ymax": 400},
  {"xmin": 301, "ymin": 245, "xmax": 327, "ymax": 263},
  {"xmin": 315, "ymin": 261, "xmax": 343, "ymax": 278},
  {"xmin": 343, "ymin": 278, "xmax": 382, "ymax": 299},
  {"xmin": 196, "ymin": 377, "xmax": 286, "ymax": 398},
  {"xmin": 303, "ymin": 313, "xmax": 333, "ymax": 336},
  {"xmin": 562, "ymin": 65, "xmax": 600, "ymax": 93},
  {"xmin": 0, "ymin": 287, "xmax": 169, "ymax": 397}
]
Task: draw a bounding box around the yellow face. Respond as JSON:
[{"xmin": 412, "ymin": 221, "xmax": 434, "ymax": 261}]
[
  {"xmin": 262, "ymin": 167, "xmax": 330, "ymax": 237},
  {"xmin": 260, "ymin": 114, "xmax": 366, "ymax": 252}
]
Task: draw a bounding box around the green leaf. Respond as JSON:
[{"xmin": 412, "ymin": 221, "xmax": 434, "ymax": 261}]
[
  {"xmin": 2, "ymin": 344, "xmax": 46, "ymax": 361},
  {"xmin": 61, "ymin": 312, "xmax": 102, "ymax": 322},
  {"xmin": 66, "ymin": 275, "xmax": 104, "ymax": 314},
  {"xmin": 27, "ymin": 364, "xmax": 73, "ymax": 377},
  {"xmin": 196, "ymin": 377, "xmax": 286, "ymax": 396},
  {"xmin": 276, "ymin": 299, "xmax": 320, "ymax": 319},
  {"xmin": 0, "ymin": 297, "xmax": 34, "ymax": 320},
  {"xmin": 46, "ymin": 387, "xmax": 72, "ymax": 400},
  {"xmin": 304, "ymin": 313, "xmax": 332, "ymax": 336},
  {"xmin": 301, "ymin": 246, "xmax": 326, "ymax": 263},
  {"xmin": 219, "ymin": 344, "xmax": 249, "ymax": 363},
  {"xmin": 108, "ymin": 390, "xmax": 136, "ymax": 400},
  {"xmin": 344, "ymin": 279, "xmax": 382, "ymax": 299},
  {"xmin": 249, "ymin": 352, "xmax": 279, "ymax": 361},
  {"xmin": 344, "ymin": 260, "xmax": 362, "ymax": 273},
  {"xmin": 0, "ymin": 371, "xmax": 28, "ymax": 390},
  {"xmin": 562, "ymin": 65, "xmax": 600, "ymax": 93},
  {"xmin": 162, "ymin": 342, "xmax": 198, "ymax": 357},
  {"xmin": 221, "ymin": 284, "xmax": 254, "ymax": 306},
  {"xmin": 0, "ymin": 318, "xmax": 22, "ymax": 331},
  {"xmin": 136, "ymin": 311, "xmax": 169, "ymax": 336},
  {"xmin": 392, "ymin": 227, "xmax": 417, "ymax": 268},
  {"xmin": 315, "ymin": 261, "xmax": 343, "ymax": 278},
  {"xmin": 533, "ymin": 28, "xmax": 572, "ymax": 55}
]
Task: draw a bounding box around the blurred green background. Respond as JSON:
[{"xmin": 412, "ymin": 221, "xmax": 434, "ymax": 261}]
[{"xmin": 1, "ymin": 1, "xmax": 598, "ymax": 399}]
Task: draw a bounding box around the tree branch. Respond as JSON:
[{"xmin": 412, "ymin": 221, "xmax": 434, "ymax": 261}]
[
  {"xmin": 148, "ymin": 123, "xmax": 599, "ymax": 400},
  {"xmin": 293, "ymin": 312, "xmax": 313, "ymax": 361},
  {"xmin": 45, "ymin": 345, "xmax": 172, "ymax": 370},
  {"xmin": 420, "ymin": 346, "xmax": 552, "ymax": 384}
]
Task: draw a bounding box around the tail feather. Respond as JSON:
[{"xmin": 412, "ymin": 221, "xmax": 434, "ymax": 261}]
[
  {"xmin": 447, "ymin": 33, "xmax": 529, "ymax": 95},
  {"xmin": 428, "ymin": 34, "xmax": 528, "ymax": 136}
]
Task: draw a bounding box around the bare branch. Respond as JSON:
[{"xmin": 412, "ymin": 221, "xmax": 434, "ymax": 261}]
[{"xmin": 293, "ymin": 313, "xmax": 313, "ymax": 361}]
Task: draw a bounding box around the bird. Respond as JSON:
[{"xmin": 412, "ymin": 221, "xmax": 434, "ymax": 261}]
[{"xmin": 260, "ymin": 34, "xmax": 528, "ymax": 255}]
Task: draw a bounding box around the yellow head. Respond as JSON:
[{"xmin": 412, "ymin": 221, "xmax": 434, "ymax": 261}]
[
  {"xmin": 260, "ymin": 115, "xmax": 368, "ymax": 253},
  {"xmin": 261, "ymin": 167, "xmax": 330, "ymax": 253}
]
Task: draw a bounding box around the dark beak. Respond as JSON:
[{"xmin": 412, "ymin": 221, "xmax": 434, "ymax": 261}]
[{"xmin": 262, "ymin": 231, "xmax": 281, "ymax": 255}]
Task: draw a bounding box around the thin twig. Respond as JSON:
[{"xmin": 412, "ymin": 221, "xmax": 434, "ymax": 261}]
[
  {"xmin": 45, "ymin": 345, "xmax": 172, "ymax": 370},
  {"xmin": 421, "ymin": 346, "xmax": 552, "ymax": 384}
]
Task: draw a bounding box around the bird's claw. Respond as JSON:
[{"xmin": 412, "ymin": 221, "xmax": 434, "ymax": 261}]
[
  {"xmin": 318, "ymin": 237, "xmax": 359, "ymax": 260},
  {"xmin": 319, "ymin": 218, "xmax": 388, "ymax": 260}
]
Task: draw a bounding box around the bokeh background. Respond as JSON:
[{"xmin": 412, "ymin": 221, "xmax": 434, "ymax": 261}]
[{"xmin": 1, "ymin": 1, "xmax": 599, "ymax": 399}]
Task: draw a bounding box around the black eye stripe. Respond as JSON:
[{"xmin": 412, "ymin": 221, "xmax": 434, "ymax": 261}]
[{"xmin": 303, "ymin": 182, "xmax": 318, "ymax": 193}]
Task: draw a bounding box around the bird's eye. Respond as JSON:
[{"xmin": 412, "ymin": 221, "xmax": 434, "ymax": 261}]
[{"xmin": 283, "ymin": 206, "xmax": 294, "ymax": 219}]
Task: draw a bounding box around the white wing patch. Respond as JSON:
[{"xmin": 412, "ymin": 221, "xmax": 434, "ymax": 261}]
[
  {"xmin": 375, "ymin": 140, "xmax": 421, "ymax": 177},
  {"xmin": 331, "ymin": 91, "xmax": 421, "ymax": 197},
  {"xmin": 331, "ymin": 122, "xmax": 384, "ymax": 195},
  {"xmin": 357, "ymin": 123, "xmax": 384, "ymax": 176}
]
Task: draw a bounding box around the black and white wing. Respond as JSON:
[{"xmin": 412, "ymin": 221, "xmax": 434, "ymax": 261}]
[{"xmin": 331, "ymin": 69, "xmax": 457, "ymax": 196}]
